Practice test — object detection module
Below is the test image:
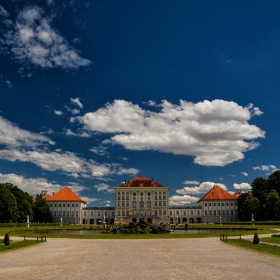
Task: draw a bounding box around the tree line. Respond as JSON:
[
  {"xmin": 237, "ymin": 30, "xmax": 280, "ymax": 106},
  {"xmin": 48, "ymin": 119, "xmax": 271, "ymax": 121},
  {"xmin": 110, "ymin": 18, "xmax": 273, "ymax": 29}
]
[
  {"xmin": 238, "ymin": 170, "xmax": 280, "ymax": 221},
  {"xmin": 0, "ymin": 183, "xmax": 53, "ymax": 223}
]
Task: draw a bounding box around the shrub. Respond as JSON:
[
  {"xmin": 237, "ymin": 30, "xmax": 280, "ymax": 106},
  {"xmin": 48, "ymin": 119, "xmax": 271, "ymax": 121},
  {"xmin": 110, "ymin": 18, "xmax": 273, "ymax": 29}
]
[
  {"xmin": 253, "ymin": 232, "xmax": 259, "ymax": 244},
  {"xmin": 4, "ymin": 233, "xmax": 10, "ymax": 246}
]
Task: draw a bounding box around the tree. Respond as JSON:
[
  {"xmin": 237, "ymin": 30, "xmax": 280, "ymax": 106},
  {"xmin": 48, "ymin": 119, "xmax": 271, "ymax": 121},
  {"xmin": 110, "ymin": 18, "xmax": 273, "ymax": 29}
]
[
  {"xmin": 4, "ymin": 233, "xmax": 10, "ymax": 246},
  {"xmin": 5, "ymin": 183, "xmax": 33, "ymax": 222},
  {"xmin": 0, "ymin": 184, "xmax": 18, "ymax": 222},
  {"xmin": 253, "ymin": 232, "xmax": 259, "ymax": 244},
  {"xmin": 32, "ymin": 194, "xmax": 53, "ymax": 223},
  {"xmin": 264, "ymin": 190, "xmax": 280, "ymax": 220},
  {"xmin": 237, "ymin": 193, "xmax": 249, "ymax": 221},
  {"xmin": 242, "ymin": 195, "xmax": 260, "ymax": 221},
  {"xmin": 268, "ymin": 170, "xmax": 280, "ymax": 195}
]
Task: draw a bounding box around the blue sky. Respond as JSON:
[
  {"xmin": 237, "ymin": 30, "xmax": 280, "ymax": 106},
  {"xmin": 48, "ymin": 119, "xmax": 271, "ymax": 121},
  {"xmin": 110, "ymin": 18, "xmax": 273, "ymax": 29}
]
[{"xmin": 0, "ymin": 0, "xmax": 279, "ymax": 206}]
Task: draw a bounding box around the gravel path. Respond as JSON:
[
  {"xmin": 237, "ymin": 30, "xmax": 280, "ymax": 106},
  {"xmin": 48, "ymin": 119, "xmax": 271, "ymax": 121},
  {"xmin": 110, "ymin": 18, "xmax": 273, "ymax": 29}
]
[{"xmin": 0, "ymin": 237, "xmax": 280, "ymax": 280}]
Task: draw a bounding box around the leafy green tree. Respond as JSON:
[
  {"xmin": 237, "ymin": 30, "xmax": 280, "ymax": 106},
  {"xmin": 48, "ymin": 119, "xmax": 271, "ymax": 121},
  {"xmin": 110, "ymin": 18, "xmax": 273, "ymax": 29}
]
[
  {"xmin": 32, "ymin": 194, "xmax": 53, "ymax": 223},
  {"xmin": 237, "ymin": 193, "xmax": 249, "ymax": 221},
  {"xmin": 5, "ymin": 183, "xmax": 33, "ymax": 222},
  {"xmin": 242, "ymin": 195, "xmax": 260, "ymax": 221},
  {"xmin": 0, "ymin": 184, "xmax": 18, "ymax": 222},
  {"xmin": 264, "ymin": 189, "xmax": 280, "ymax": 220},
  {"xmin": 268, "ymin": 170, "xmax": 280, "ymax": 195}
]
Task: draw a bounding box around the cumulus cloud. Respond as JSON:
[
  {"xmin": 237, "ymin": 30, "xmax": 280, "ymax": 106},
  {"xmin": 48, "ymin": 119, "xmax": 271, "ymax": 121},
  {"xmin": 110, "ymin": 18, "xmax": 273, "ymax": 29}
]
[
  {"xmin": 90, "ymin": 145, "xmax": 109, "ymax": 156},
  {"xmin": 0, "ymin": 116, "xmax": 50, "ymax": 148},
  {"xmin": 70, "ymin": 97, "xmax": 83, "ymax": 108},
  {"xmin": 0, "ymin": 4, "xmax": 9, "ymax": 17},
  {"xmin": 80, "ymin": 196, "xmax": 98, "ymax": 204},
  {"xmin": 1, "ymin": 6, "xmax": 91, "ymax": 70},
  {"xmin": 65, "ymin": 128, "xmax": 91, "ymax": 138},
  {"xmin": 6, "ymin": 80, "xmax": 12, "ymax": 88},
  {"xmin": 233, "ymin": 182, "xmax": 251, "ymax": 190},
  {"xmin": 253, "ymin": 165, "xmax": 278, "ymax": 173},
  {"xmin": 54, "ymin": 110, "xmax": 63, "ymax": 115},
  {"xmin": 94, "ymin": 183, "xmax": 114, "ymax": 193},
  {"xmin": 72, "ymin": 99, "xmax": 265, "ymax": 166},
  {"xmin": 176, "ymin": 181, "xmax": 227, "ymax": 195},
  {"xmin": 182, "ymin": 180, "xmax": 199, "ymax": 185},
  {"xmin": 0, "ymin": 173, "xmax": 87, "ymax": 196},
  {"xmin": 242, "ymin": 172, "xmax": 248, "ymax": 176},
  {"xmin": 169, "ymin": 195, "xmax": 200, "ymax": 206},
  {"xmin": 65, "ymin": 106, "xmax": 80, "ymax": 115}
]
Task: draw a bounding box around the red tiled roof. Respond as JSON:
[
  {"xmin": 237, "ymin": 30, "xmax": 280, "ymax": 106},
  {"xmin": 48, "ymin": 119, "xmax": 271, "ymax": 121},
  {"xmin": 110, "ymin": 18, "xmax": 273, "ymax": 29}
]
[
  {"xmin": 233, "ymin": 193, "xmax": 241, "ymax": 199},
  {"xmin": 119, "ymin": 177, "xmax": 165, "ymax": 187},
  {"xmin": 198, "ymin": 185, "xmax": 237, "ymax": 202},
  {"xmin": 46, "ymin": 187, "xmax": 86, "ymax": 203},
  {"xmin": 32, "ymin": 193, "xmax": 50, "ymax": 203}
]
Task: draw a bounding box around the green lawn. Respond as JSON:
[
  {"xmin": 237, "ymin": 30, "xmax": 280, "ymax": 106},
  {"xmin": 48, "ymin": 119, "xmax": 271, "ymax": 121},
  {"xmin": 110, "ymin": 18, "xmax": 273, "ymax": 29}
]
[
  {"xmin": 222, "ymin": 238, "xmax": 280, "ymax": 258},
  {"xmin": 0, "ymin": 239, "xmax": 43, "ymax": 253}
]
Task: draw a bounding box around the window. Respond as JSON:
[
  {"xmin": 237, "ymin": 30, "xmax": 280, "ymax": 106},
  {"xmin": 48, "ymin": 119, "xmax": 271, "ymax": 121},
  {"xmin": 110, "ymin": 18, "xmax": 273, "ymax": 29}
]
[
  {"xmin": 50, "ymin": 204, "xmax": 52, "ymax": 207},
  {"xmin": 67, "ymin": 204, "xmax": 70, "ymax": 207},
  {"xmin": 126, "ymin": 202, "xmax": 129, "ymax": 206},
  {"xmin": 122, "ymin": 202, "xmax": 125, "ymax": 206},
  {"xmin": 176, "ymin": 211, "xmax": 179, "ymax": 215},
  {"xmin": 91, "ymin": 211, "xmax": 93, "ymax": 216},
  {"xmin": 231, "ymin": 210, "xmax": 233, "ymax": 215},
  {"xmin": 170, "ymin": 211, "xmax": 172, "ymax": 215},
  {"xmin": 223, "ymin": 210, "xmax": 225, "ymax": 215},
  {"xmin": 231, "ymin": 203, "xmax": 233, "ymax": 206},
  {"xmin": 218, "ymin": 210, "xmax": 221, "ymax": 215},
  {"xmin": 105, "ymin": 211, "xmax": 107, "ymax": 216},
  {"xmin": 58, "ymin": 211, "xmax": 61, "ymax": 216},
  {"xmin": 227, "ymin": 210, "xmax": 229, "ymax": 215},
  {"xmin": 218, "ymin": 203, "xmax": 220, "ymax": 206},
  {"xmin": 98, "ymin": 211, "xmax": 100, "ymax": 216},
  {"xmin": 205, "ymin": 210, "xmax": 207, "ymax": 215},
  {"xmin": 190, "ymin": 210, "xmax": 193, "ymax": 215},
  {"xmin": 209, "ymin": 210, "xmax": 212, "ymax": 216},
  {"xmin": 59, "ymin": 204, "xmax": 61, "ymax": 207},
  {"xmin": 140, "ymin": 201, "xmax": 144, "ymax": 208},
  {"xmin": 126, "ymin": 196, "xmax": 129, "ymax": 200},
  {"xmin": 163, "ymin": 210, "xmax": 166, "ymax": 215},
  {"xmin": 133, "ymin": 192, "xmax": 136, "ymax": 196},
  {"xmin": 76, "ymin": 211, "xmax": 78, "ymax": 217},
  {"xmin": 235, "ymin": 202, "xmax": 238, "ymax": 206},
  {"xmin": 126, "ymin": 210, "xmax": 129, "ymax": 216},
  {"xmin": 155, "ymin": 210, "xmax": 158, "ymax": 215},
  {"xmin": 226, "ymin": 203, "xmax": 229, "ymax": 206},
  {"xmin": 63, "ymin": 211, "xmax": 65, "ymax": 217},
  {"xmin": 67, "ymin": 211, "xmax": 69, "ymax": 217},
  {"xmin": 155, "ymin": 202, "xmax": 157, "ymax": 206},
  {"xmin": 214, "ymin": 210, "xmax": 216, "ymax": 215},
  {"xmin": 118, "ymin": 211, "xmax": 120, "ymax": 216},
  {"xmin": 63, "ymin": 204, "xmax": 65, "ymax": 207},
  {"xmin": 197, "ymin": 210, "xmax": 200, "ymax": 216},
  {"xmin": 122, "ymin": 210, "xmax": 125, "ymax": 216},
  {"xmin": 159, "ymin": 210, "xmax": 162, "ymax": 215},
  {"xmin": 140, "ymin": 192, "xmax": 143, "ymax": 196},
  {"xmin": 205, "ymin": 203, "xmax": 207, "ymax": 206},
  {"xmin": 213, "ymin": 203, "xmax": 216, "ymax": 206},
  {"xmin": 54, "ymin": 204, "xmax": 56, "ymax": 207},
  {"xmin": 133, "ymin": 202, "xmax": 136, "ymax": 208},
  {"xmin": 147, "ymin": 202, "xmax": 151, "ymax": 208},
  {"xmin": 76, "ymin": 204, "xmax": 78, "ymax": 207},
  {"xmin": 71, "ymin": 211, "xmax": 74, "ymax": 217},
  {"xmin": 183, "ymin": 211, "xmax": 186, "ymax": 215},
  {"xmin": 54, "ymin": 211, "xmax": 56, "ymax": 216},
  {"xmin": 222, "ymin": 203, "xmax": 224, "ymax": 206},
  {"xmin": 209, "ymin": 203, "xmax": 212, "ymax": 206},
  {"xmin": 163, "ymin": 202, "xmax": 166, "ymax": 206},
  {"xmin": 148, "ymin": 192, "xmax": 150, "ymax": 196},
  {"xmin": 72, "ymin": 204, "xmax": 74, "ymax": 207},
  {"xmin": 118, "ymin": 197, "xmax": 120, "ymax": 200},
  {"xmin": 112, "ymin": 211, "xmax": 114, "ymax": 216},
  {"xmin": 159, "ymin": 202, "xmax": 162, "ymax": 206},
  {"xmin": 83, "ymin": 212, "xmax": 86, "ymax": 216}
]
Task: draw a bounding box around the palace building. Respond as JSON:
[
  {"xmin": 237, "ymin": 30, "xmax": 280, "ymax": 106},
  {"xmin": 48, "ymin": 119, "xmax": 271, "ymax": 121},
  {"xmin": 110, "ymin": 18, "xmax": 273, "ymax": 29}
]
[{"xmin": 45, "ymin": 176, "xmax": 240, "ymax": 224}]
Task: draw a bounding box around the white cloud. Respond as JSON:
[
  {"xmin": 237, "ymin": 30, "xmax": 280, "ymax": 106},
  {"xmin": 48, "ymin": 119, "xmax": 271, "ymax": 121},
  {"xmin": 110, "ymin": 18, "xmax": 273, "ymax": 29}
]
[
  {"xmin": 242, "ymin": 172, "xmax": 248, "ymax": 176},
  {"xmin": 73, "ymin": 99, "xmax": 265, "ymax": 167},
  {"xmin": 253, "ymin": 165, "xmax": 278, "ymax": 174},
  {"xmin": 176, "ymin": 181, "xmax": 227, "ymax": 195},
  {"xmin": 0, "ymin": 4, "xmax": 9, "ymax": 17},
  {"xmin": 1, "ymin": 6, "xmax": 91, "ymax": 70},
  {"xmin": 182, "ymin": 180, "xmax": 199, "ymax": 185},
  {"xmin": 80, "ymin": 196, "xmax": 98, "ymax": 204},
  {"xmin": 54, "ymin": 110, "xmax": 63, "ymax": 115},
  {"xmin": 233, "ymin": 183, "xmax": 251, "ymax": 190},
  {"xmin": 65, "ymin": 106, "xmax": 80, "ymax": 115},
  {"xmin": 0, "ymin": 116, "xmax": 50, "ymax": 148},
  {"xmin": 90, "ymin": 145, "xmax": 109, "ymax": 156},
  {"xmin": 94, "ymin": 183, "xmax": 114, "ymax": 193},
  {"xmin": 65, "ymin": 128, "xmax": 91, "ymax": 138},
  {"xmin": 0, "ymin": 173, "xmax": 87, "ymax": 196},
  {"xmin": 116, "ymin": 167, "xmax": 139, "ymax": 175},
  {"xmin": 169, "ymin": 195, "xmax": 200, "ymax": 206},
  {"xmin": 70, "ymin": 97, "xmax": 83, "ymax": 108},
  {"xmin": 6, "ymin": 80, "xmax": 12, "ymax": 88}
]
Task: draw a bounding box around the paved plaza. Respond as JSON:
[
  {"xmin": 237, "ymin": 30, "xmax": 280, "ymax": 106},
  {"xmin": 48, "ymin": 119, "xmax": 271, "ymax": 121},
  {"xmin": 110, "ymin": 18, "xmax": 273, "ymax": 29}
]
[{"xmin": 0, "ymin": 237, "xmax": 280, "ymax": 280}]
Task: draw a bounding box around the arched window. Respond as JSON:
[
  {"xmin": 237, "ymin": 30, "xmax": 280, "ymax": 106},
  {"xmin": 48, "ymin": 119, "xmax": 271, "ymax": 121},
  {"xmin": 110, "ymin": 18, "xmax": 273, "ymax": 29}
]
[
  {"xmin": 140, "ymin": 201, "xmax": 144, "ymax": 208},
  {"xmin": 140, "ymin": 210, "xmax": 144, "ymax": 216},
  {"xmin": 147, "ymin": 202, "xmax": 151, "ymax": 208},
  {"xmin": 133, "ymin": 210, "xmax": 137, "ymax": 216},
  {"xmin": 132, "ymin": 202, "xmax": 136, "ymax": 208},
  {"xmin": 147, "ymin": 209, "xmax": 151, "ymax": 215}
]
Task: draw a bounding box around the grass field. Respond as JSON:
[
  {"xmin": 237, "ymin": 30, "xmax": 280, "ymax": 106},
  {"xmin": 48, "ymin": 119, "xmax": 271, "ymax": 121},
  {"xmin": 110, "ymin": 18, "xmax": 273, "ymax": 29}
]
[
  {"xmin": 222, "ymin": 238, "xmax": 280, "ymax": 257},
  {"xmin": 0, "ymin": 239, "xmax": 44, "ymax": 253},
  {"xmin": 0, "ymin": 224, "xmax": 278, "ymax": 239}
]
